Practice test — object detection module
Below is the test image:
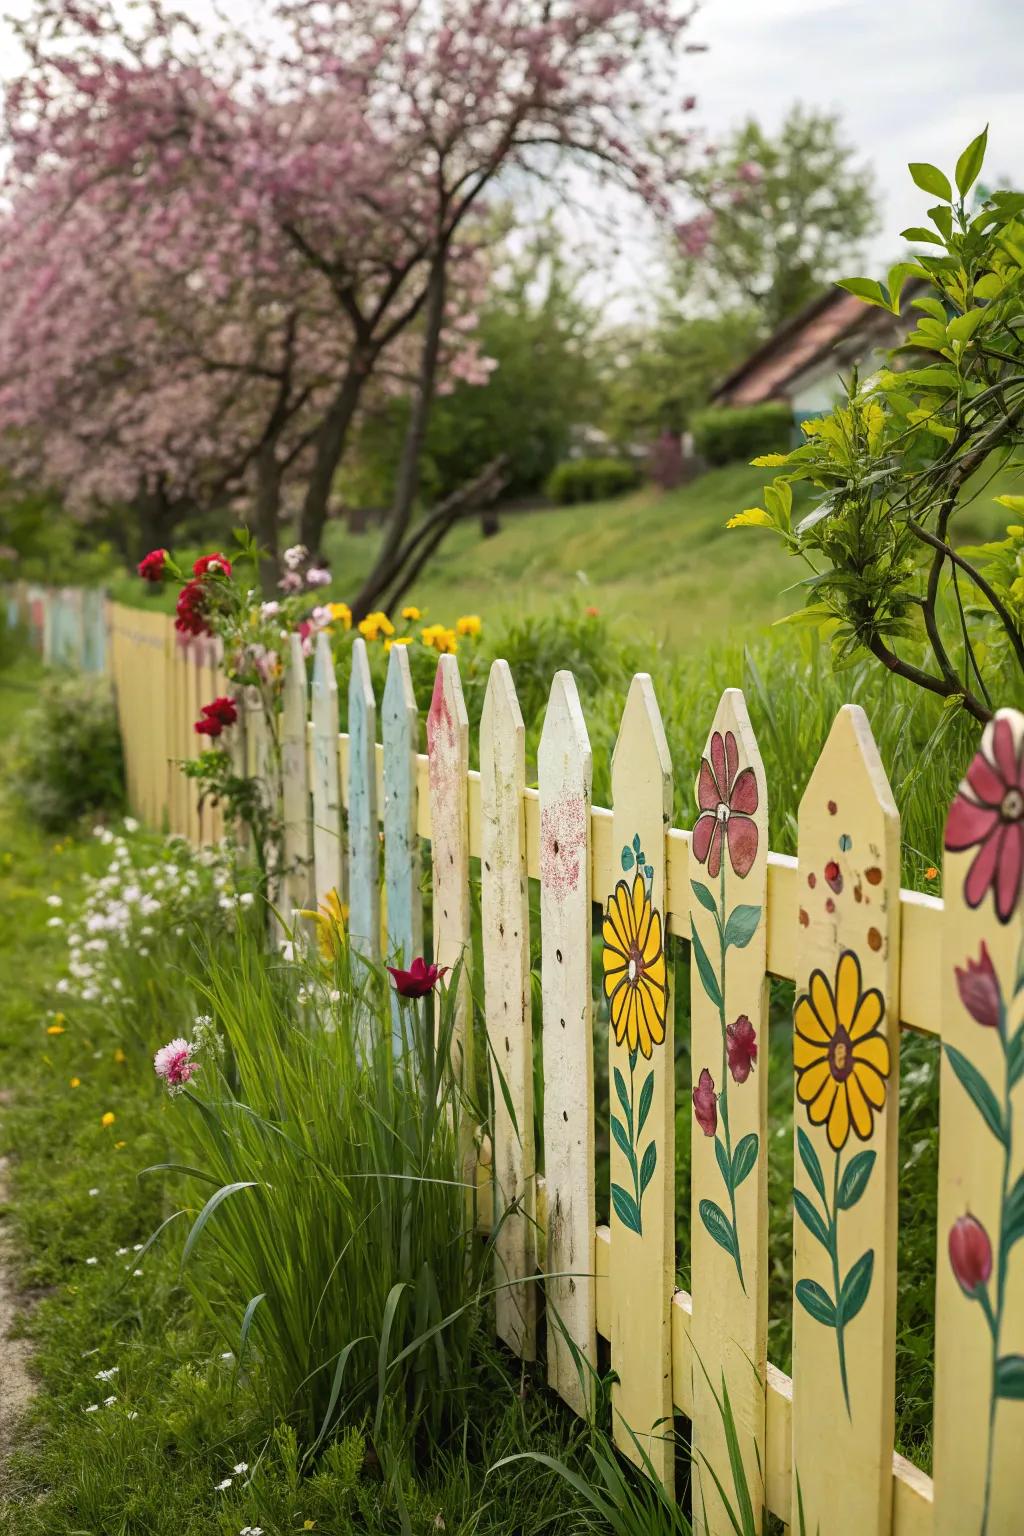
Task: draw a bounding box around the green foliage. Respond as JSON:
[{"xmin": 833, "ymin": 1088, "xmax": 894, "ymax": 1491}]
[
  {"xmin": 545, "ymin": 456, "xmax": 640, "ymax": 505},
  {"xmin": 10, "ymin": 673, "xmax": 125, "ymax": 829},
  {"xmin": 734, "ymin": 133, "xmax": 1024, "ymax": 723},
  {"xmin": 0, "ymin": 472, "xmax": 121, "ymax": 586},
  {"xmin": 599, "ymin": 310, "xmax": 756, "ymax": 442},
  {"xmin": 675, "ymin": 105, "xmax": 880, "ymax": 332},
  {"xmin": 692, "ymin": 403, "xmax": 794, "ymax": 467}
]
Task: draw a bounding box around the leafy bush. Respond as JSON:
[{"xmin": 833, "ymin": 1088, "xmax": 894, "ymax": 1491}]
[
  {"xmin": 544, "ymin": 456, "xmax": 640, "ymax": 505},
  {"xmin": 10, "ymin": 674, "xmax": 125, "ymax": 829},
  {"xmin": 691, "ymin": 402, "xmax": 793, "ymax": 465}
]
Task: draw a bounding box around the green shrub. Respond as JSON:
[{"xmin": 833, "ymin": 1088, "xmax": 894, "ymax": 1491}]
[
  {"xmin": 544, "ymin": 456, "xmax": 640, "ymax": 505},
  {"xmin": 10, "ymin": 674, "xmax": 125, "ymax": 829},
  {"xmin": 691, "ymin": 402, "xmax": 793, "ymax": 465}
]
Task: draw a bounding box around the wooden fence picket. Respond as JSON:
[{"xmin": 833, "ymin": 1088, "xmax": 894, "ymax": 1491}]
[
  {"xmin": 480, "ymin": 659, "xmax": 536, "ymax": 1360},
  {"xmin": 347, "ymin": 636, "xmax": 379, "ymax": 960},
  {"xmin": 538, "ymin": 669, "xmax": 597, "ymax": 1415},
  {"xmin": 281, "ymin": 634, "xmax": 313, "ymax": 916},
  {"xmin": 382, "ymin": 641, "xmax": 422, "ymax": 1049},
  {"xmin": 689, "ymin": 688, "xmax": 769, "ymax": 1535},
  {"xmin": 933, "ymin": 708, "xmax": 1024, "ymax": 1536},
  {"xmin": 605, "ymin": 673, "xmax": 674, "ymax": 1488},
  {"xmin": 311, "ymin": 631, "xmax": 344, "ymax": 907},
  {"xmin": 791, "ymin": 705, "xmax": 901, "ymax": 1536}
]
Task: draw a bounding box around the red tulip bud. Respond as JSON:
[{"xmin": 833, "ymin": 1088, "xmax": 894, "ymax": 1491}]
[
  {"xmin": 954, "ymin": 942, "xmax": 1002, "ymax": 1029},
  {"xmin": 948, "ymin": 1214, "xmax": 992, "ymax": 1295}
]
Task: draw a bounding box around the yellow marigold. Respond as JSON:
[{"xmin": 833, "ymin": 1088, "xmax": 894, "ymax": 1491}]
[
  {"xmin": 101, "ymin": 1111, "xmax": 116, "ymax": 1128},
  {"xmin": 456, "ymin": 614, "xmax": 481, "ymax": 637},
  {"xmin": 384, "ymin": 636, "xmax": 414, "ymax": 654},
  {"xmin": 420, "ymin": 624, "xmax": 457, "ymax": 654},
  {"xmin": 327, "ymin": 601, "xmax": 352, "ymax": 630},
  {"xmin": 401, "ymin": 605, "xmax": 421, "ymax": 621},
  {"xmin": 358, "ymin": 610, "xmax": 396, "ymax": 641}
]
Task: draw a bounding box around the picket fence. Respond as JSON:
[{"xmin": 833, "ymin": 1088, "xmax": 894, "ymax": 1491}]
[{"xmin": 10, "ymin": 588, "xmax": 1024, "ymax": 1536}]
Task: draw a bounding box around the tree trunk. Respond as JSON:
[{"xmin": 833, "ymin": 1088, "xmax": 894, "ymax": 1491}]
[
  {"xmin": 351, "ymin": 255, "xmax": 448, "ymax": 620},
  {"xmin": 134, "ymin": 480, "xmax": 179, "ymax": 562},
  {"xmin": 255, "ymin": 441, "xmax": 283, "ymax": 597},
  {"xmin": 298, "ymin": 350, "xmax": 371, "ymax": 557}
]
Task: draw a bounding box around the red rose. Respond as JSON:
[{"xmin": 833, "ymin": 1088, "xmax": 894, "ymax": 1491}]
[
  {"xmin": 194, "ymin": 716, "xmax": 222, "ymax": 737},
  {"xmin": 201, "ymin": 696, "xmax": 238, "ymax": 729},
  {"xmin": 175, "ymin": 579, "xmax": 210, "ymax": 637},
  {"xmin": 137, "ymin": 548, "xmax": 169, "ymax": 583},
  {"xmin": 954, "ymin": 942, "xmax": 1002, "ymax": 1030},
  {"xmin": 948, "ymin": 1214, "xmax": 992, "ymax": 1295},
  {"xmin": 193, "ymin": 551, "xmax": 232, "ymax": 579},
  {"xmin": 386, "ymin": 957, "xmax": 448, "ymax": 998},
  {"xmin": 692, "ymin": 1067, "xmax": 718, "ymax": 1137},
  {"xmin": 726, "ymin": 1014, "xmax": 758, "ymax": 1083}
]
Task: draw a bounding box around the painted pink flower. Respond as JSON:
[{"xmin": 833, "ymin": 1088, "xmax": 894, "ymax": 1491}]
[
  {"xmin": 692, "ymin": 1067, "xmax": 718, "ymax": 1136},
  {"xmin": 948, "ymin": 1213, "xmax": 992, "ymax": 1295},
  {"xmin": 946, "ymin": 714, "xmax": 1024, "ymax": 923},
  {"xmin": 153, "ymin": 1037, "xmax": 198, "ymax": 1094},
  {"xmin": 954, "ymin": 942, "xmax": 1002, "ymax": 1029},
  {"xmin": 726, "ymin": 1015, "xmax": 758, "ymax": 1083},
  {"xmin": 693, "ymin": 730, "xmax": 759, "ymax": 879}
]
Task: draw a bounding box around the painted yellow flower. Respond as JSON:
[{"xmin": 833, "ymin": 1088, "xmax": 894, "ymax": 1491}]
[
  {"xmin": 358, "ymin": 610, "xmax": 395, "ymax": 641},
  {"xmin": 456, "ymin": 614, "xmax": 481, "ymax": 637},
  {"xmin": 794, "ymin": 950, "xmax": 890, "ymax": 1152},
  {"xmin": 401, "ymin": 605, "xmax": 421, "ymax": 621},
  {"xmin": 327, "ymin": 601, "xmax": 352, "ymax": 630},
  {"xmin": 601, "ymin": 874, "xmax": 667, "ymax": 1059}
]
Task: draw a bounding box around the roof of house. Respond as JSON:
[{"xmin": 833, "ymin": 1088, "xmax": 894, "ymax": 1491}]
[{"xmin": 711, "ymin": 280, "xmax": 925, "ymax": 407}]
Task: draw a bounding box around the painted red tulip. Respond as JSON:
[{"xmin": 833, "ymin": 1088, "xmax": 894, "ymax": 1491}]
[
  {"xmin": 386, "ymin": 957, "xmax": 448, "ymax": 998},
  {"xmin": 954, "ymin": 942, "xmax": 1002, "ymax": 1030},
  {"xmin": 948, "ymin": 1213, "xmax": 992, "ymax": 1295},
  {"xmin": 726, "ymin": 1015, "xmax": 758, "ymax": 1083},
  {"xmin": 692, "ymin": 1067, "xmax": 718, "ymax": 1137}
]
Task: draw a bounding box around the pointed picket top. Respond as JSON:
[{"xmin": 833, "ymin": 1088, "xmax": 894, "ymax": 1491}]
[
  {"xmin": 427, "ymin": 653, "xmax": 472, "ymax": 1091},
  {"xmin": 933, "ymin": 709, "xmax": 1024, "ymax": 1536},
  {"xmin": 606, "ymin": 673, "xmax": 675, "ymax": 1489},
  {"xmin": 480, "ymin": 659, "xmax": 536, "ymax": 1361},
  {"xmin": 348, "ymin": 636, "xmax": 379, "ymax": 960},
  {"xmin": 538, "ymin": 669, "xmax": 597, "ymax": 1415},
  {"xmin": 382, "ymin": 641, "xmax": 422, "ymax": 1050},
  {"xmin": 791, "ymin": 704, "xmax": 900, "ymax": 1536},
  {"xmin": 689, "ymin": 687, "xmax": 769, "ymax": 1536},
  {"xmin": 281, "ymin": 634, "xmax": 313, "ymax": 916},
  {"xmin": 311, "ymin": 631, "xmax": 344, "ymax": 908}
]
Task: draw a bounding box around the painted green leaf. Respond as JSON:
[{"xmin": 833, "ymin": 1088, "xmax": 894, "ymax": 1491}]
[
  {"xmin": 795, "ymin": 1278, "xmax": 837, "ymax": 1328},
  {"xmin": 690, "ymin": 880, "xmax": 718, "ymax": 916},
  {"xmin": 715, "ymin": 1135, "xmax": 731, "ymax": 1189},
  {"xmin": 793, "ymin": 1188, "xmax": 831, "ymax": 1252},
  {"xmin": 611, "ymin": 1182, "xmax": 641, "ymax": 1235},
  {"xmin": 839, "ymin": 1249, "xmax": 874, "ymax": 1326},
  {"xmin": 637, "ymin": 1071, "xmax": 654, "ymax": 1137},
  {"xmin": 945, "ymin": 1045, "xmax": 1006, "ymax": 1144},
  {"xmin": 797, "ymin": 1127, "xmax": 827, "ymax": 1203},
  {"xmin": 1007, "ymin": 1026, "xmax": 1024, "ymax": 1090},
  {"xmin": 731, "ymin": 1133, "xmax": 759, "ymax": 1189},
  {"xmin": 610, "ymin": 1114, "xmax": 636, "ymax": 1172},
  {"xmin": 837, "ymin": 1150, "xmax": 876, "ymax": 1211},
  {"xmin": 1004, "ymin": 1172, "xmax": 1024, "ymax": 1252},
  {"xmin": 955, "ymin": 125, "xmax": 988, "ymax": 198},
  {"xmin": 621, "ymin": 847, "xmax": 635, "ymax": 871},
  {"xmin": 698, "ymin": 1199, "xmax": 737, "ymax": 1260},
  {"xmin": 995, "ymin": 1354, "xmax": 1024, "ymax": 1399},
  {"xmin": 690, "ymin": 924, "xmax": 723, "ymax": 1011},
  {"xmin": 614, "ymin": 1067, "xmax": 632, "ymax": 1137},
  {"xmin": 639, "ymin": 1141, "xmax": 657, "ymax": 1196},
  {"xmin": 909, "ymin": 161, "xmax": 953, "ymax": 202},
  {"xmin": 724, "ymin": 904, "xmax": 762, "ymax": 951}
]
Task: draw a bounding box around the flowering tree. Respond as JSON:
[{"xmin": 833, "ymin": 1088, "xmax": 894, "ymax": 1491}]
[{"xmin": 1, "ymin": 0, "xmax": 697, "ymax": 595}]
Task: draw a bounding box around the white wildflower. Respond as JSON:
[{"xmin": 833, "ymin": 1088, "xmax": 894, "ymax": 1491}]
[
  {"xmin": 85, "ymin": 1257, "xmax": 98, "ymax": 1267},
  {"xmin": 89, "ymin": 1187, "xmax": 100, "ymax": 1197},
  {"xmin": 215, "ymin": 1478, "xmax": 233, "ymax": 1492},
  {"xmin": 95, "ymin": 1367, "xmax": 118, "ymax": 1381},
  {"xmin": 46, "ymin": 894, "xmax": 62, "ymax": 908},
  {"xmin": 232, "ymin": 1462, "xmax": 249, "ymax": 1475},
  {"xmin": 123, "ymin": 817, "xmax": 139, "ymax": 832},
  {"xmin": 103, "ymin": 1395, "xmax": 117, "ymax": 1406},
  {"xmin": 84, "ymin": 1403, "xmax": 99, "ymax": 1413}
]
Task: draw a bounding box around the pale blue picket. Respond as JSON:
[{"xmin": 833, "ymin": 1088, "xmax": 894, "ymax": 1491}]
[
  {"xmin": 311, "ymin": 632, "xmax": 345, "ymax": 908},
  {"xmin": 382, "ymin": 642, "xmax": 423, "ymax": 1046},
  {"xmin": 347, "ymin": 636, "xmax": 379, "ymax": 959}
]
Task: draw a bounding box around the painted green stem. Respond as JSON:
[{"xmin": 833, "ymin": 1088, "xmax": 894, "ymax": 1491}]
[
  {"xmin": 981, "ymin": 998, "xmax": 1014, "ymax": 1536},
  {"xmin": 716, "ymin": 854, "xmax": 746, "ymax": 1295},
  {"xmin": 829, "ymin": 1150, "xmax": 851, "ymax": 1416}
]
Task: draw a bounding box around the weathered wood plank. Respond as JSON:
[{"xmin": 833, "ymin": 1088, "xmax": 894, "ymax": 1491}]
[
  {"xmin": 281, "ymin": 634, "xmax": 313, "ymax": 916},
  {"xmin": 311, "ymin": 631, "xmax": 344, "ymax": 908},
  {"xmin": 347, "ymin": 637, "xmax": 379, "ymax": 959},
  {"xmin": 382, "ymin": 641, "xmax": 422, "ymax": 1051}
]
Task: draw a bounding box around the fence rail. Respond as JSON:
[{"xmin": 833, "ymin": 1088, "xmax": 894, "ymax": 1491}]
[{"xmin": 10, "ymin": 589, "xmax": 1024, "ymax": 1536}]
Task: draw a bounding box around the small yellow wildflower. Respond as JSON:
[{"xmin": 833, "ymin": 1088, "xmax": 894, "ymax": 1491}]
[
  {"xmin": 925, "ymin": 866, "xmax": 938, "ymax": 881},
  {"xmin": 113, "ymin": 1048, "xmax": 127, "ymax": 1064},
  {"xmin": 47, "ymin": 1024, "xmax": 66, "ymax": 1036},
  {"xmin": 401, "ymin": 605, "xmax": 421, "ymax": 621},
  {"xmin": 358, "ymin": 610, "xmax": 395, "ymax": 642},
  {"xmin": 304, "ymin": 1523, "xmax": 316, "ymax": 1531},
  {"xmin": 115, "ymin": 1140, "xmax": 127, "ymax": 1150},
  {"xmin": 327, "ymin": 601, "xmax": 352, "ymax": 630},
  {"xmin": 455, "ymin": 614, "xmax": 481, "ymax": 637},
  {"xmin": 420, "ymin": 624, "xmax": 458, "ymax": 654},
  {"xmin": 384, "ymin": 636, "xmax": 414, "ymax": 654},
  {"xmin": 101, "ymin": 1111, "xmax": 116, "ymax": 1128},
  {"xmin": 70, "ymin": 1077, "xmax": 81, "ymax": 1089}
]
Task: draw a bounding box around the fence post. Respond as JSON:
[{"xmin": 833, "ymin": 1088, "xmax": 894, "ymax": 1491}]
[
  {"xmin": 604, "ymin": 673, "xmax": 674, "ymax": 1489},
  {"xmin": 311, "ymin": 631, "xmax": 344, "ymax": 909},
  {"xmin": 382, "ymin": 641, "xmax": 422, "ymax": 1042},
  {"xmin": 480, "ymin": 659, "xmax": 536, "ymax": 1361},
  {"xmin": 347, "ymin": 637, "xmax": 379, "ymax": 960},
  {"xmin": 282, "ymin": 634, "xmax": 313, "ymax": 916},
  {"xmin": 689, "ymin": 688, "xmax": 769, "ymax": 1534},
  {"xmin": 933, "ymin": 708, "xmax": 1024, "ymax": 1536},
  {"xmin": 790, "ymin": 705, "xmax": 900, "ymax": 1536},
  {"xmin": 538, "ymin": 669, "xmax": 596, "ymax": 1416}
]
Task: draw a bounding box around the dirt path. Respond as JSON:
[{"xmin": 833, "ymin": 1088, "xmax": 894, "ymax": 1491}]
[{"xmin": 0, "ymin": 1153, "xmax": 34, "ymax": 1464}]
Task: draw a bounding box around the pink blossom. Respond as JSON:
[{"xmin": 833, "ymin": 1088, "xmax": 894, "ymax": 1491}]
[
  {"xmin": 153, "ymin": 1037, "xmax": 198, "ymax": 1094},
  {"xmin": 305, "ymin": 566, "xmax": 331, "ymax": 587},
  {"xmin": 278, "ymin": 570, "xmax": 303, "ymax": 594}
]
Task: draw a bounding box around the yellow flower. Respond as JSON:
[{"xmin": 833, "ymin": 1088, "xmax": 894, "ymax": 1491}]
[
  {"xmin": 113, "ymin": 1047, "xmax": 127, "ymax": 1064},
  {"xmin": 298, "ymin": 887, "xmax": 349, "ymax": 963},
  {"xmin": 601, "ymin": 874, "xmax": 667, "ymax": 1060},
  {"xmin": 924, "ymin": 866, "xmax": 938, "ymax": 881},
  {"xmin": 327, "ymin": 601, "xmax": 352, "ymax": 630},
  {"xmin": 401, "ymin": 605, "xmax": 421, "ymax": 621},
  {"xmin": 794, "ymin": 950, "xmax": 890, "ymax": 1152},
  {"xmin": 70, "ymin": 1077, "xmax": 81, "ymax": 1089},
  {"xmin": 420, "ymin": 624, "xmax": 457, "ymax": 654},
  {"xmin": 100, "ymin": 1111, "xmax": 116, "ymax": 1128},
  {"xmin": 455, "ymin": 614, "xmax": 481, "ymax": 637},
  {"xmin": 47, "ymin": 1024, "xmax": 66, "ymax": 1036},
  {"xmin": 358, "ymin": 610, "xmax": 395, "ymax": 641},
  {"xmin": 384, "ymin": 636, "xmax": 414, "ymax": 654},
  {"xmin": 115, "ymin": 1140, "xmax": 126, "ymax": 1150}
]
